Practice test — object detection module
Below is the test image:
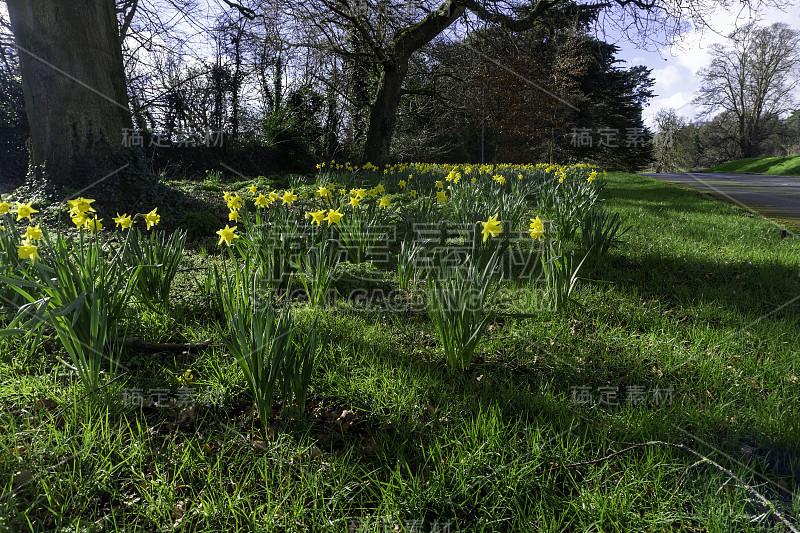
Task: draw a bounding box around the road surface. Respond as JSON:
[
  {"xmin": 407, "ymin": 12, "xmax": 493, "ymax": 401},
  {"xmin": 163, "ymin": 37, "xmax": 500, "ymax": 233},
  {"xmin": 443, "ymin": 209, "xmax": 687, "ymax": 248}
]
[{"xmin": 642, "ymin": 172, "xmax": 800, "ymax": 223}]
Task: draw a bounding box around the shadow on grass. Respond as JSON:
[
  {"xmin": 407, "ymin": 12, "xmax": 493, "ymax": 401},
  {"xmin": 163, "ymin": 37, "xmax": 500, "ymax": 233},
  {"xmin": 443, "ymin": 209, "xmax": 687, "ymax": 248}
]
[
  {"xmin": 598, "ymin": 251, "xmax": 800, "ymax": 319},
  {"xmin": 300, "ymin": 303, "xmax": 800, "ymax": 517}
]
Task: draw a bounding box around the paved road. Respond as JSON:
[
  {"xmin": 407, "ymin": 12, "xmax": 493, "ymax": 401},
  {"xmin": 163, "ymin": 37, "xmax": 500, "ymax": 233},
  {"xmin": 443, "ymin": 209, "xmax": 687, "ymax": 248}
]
[{"xmin": 642, "ymin": 172, "xmax": 800, "ymax": 223}]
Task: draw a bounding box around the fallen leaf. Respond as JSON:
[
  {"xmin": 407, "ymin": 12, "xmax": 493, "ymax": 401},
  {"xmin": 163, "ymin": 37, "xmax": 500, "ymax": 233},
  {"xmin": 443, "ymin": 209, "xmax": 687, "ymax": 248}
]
[
  {"xmin": 177, "ymin": 406, "xmax": 197, "ymax": 425},
  {"xmin": 34, "ymin": 398, "xmax": 57, "ymax": 411},
  {"xmin": 12, "ymin": 469, "xmax": 33, "ymax": 488}
]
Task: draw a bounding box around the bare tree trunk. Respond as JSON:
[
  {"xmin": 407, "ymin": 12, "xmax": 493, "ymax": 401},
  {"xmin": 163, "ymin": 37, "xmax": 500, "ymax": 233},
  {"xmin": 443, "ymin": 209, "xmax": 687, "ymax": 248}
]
[
  {"xmin": 6, "ymin": 0, "xmax": 133, "ymax": 193},
  {"xmin": 363, "ymin": 61, "xmax": 407, "ymax": 166}
]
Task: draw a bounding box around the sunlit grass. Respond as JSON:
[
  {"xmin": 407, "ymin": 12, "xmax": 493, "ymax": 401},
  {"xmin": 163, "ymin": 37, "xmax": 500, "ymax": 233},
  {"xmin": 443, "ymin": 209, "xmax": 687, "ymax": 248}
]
[
  {"xmin": 706, "ymin": 155, "xmax": 800, "ymax": 176},
  {"xmin": 0, "ymin": 170, "xmax": 798, "ymax": 531}
]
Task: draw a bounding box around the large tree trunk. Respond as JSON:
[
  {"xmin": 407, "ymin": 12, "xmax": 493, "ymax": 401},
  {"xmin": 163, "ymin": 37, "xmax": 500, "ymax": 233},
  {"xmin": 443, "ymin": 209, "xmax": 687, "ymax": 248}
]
[
  {"xmin": 362, "ymin": 61, "xmax": 407, "ymax": 167},
  {"xmin": 360, "ymin": 1, "xmax": 465, "ymax": 166},
  {"xmin": 737, "ymin": 115, "xmax": 748, "ymax": 158},
  {"xmin": 6, "ymin": 0, "xmax": 133, "ymax": 193}
]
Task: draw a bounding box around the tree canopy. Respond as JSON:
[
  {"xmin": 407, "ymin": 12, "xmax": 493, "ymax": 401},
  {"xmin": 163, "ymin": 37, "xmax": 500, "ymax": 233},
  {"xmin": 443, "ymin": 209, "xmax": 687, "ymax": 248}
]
[
  {"xmin": 0, "ymin": 0, "xmax": 791, "ymax": 191},
  {"xmin": 694, "ymin": 21, "xmax": 800, "ymax": 159}
]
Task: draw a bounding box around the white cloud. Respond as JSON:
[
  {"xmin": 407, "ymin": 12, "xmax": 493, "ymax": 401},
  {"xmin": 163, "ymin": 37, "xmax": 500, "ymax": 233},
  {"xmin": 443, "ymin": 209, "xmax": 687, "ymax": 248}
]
[
  {"xmin": 651, "ymin": 65, "xmax": 684, "ymax": 90},
  {"xmin": 618, "ymin": 2, "xmax": 800, "ymax": 129},
  {"xmin": 643, "ymin": 92, "xmax": 695, "ymax": 127}
]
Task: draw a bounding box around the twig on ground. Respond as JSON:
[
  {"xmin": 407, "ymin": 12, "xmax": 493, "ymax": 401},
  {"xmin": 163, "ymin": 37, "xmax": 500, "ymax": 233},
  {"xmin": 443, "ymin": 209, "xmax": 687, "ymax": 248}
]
[{"xmin": 544, "ymin": 440, "xmax": 799, "ymax": 533}]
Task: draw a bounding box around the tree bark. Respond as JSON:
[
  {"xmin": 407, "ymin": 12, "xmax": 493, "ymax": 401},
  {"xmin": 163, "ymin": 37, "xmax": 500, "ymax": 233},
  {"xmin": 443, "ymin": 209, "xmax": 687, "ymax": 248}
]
[
  {"xmin": 359, "ymin": 1, "xmax": 466, "ymax": 166},
  {"xmin": 6, "ymin": 0, "xmax": 133, "ymax": 192},
  {"xmin": 362, "ymin": 61, "xmax": 407, "ymax": 166}
]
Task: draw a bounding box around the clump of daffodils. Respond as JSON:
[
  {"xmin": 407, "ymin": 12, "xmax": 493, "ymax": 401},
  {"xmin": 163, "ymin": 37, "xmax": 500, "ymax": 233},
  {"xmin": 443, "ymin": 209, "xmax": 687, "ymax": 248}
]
[
  {"xmin": 66, "ymin": 196, "xmax": 157, "ymax": 232},
  {"xmin": 68, "ymin": 197, "xmax": 96, "ymax": 228},
  {"xmin": 9, "ymin": 200, "xmax": 43, "ymax": 264}
]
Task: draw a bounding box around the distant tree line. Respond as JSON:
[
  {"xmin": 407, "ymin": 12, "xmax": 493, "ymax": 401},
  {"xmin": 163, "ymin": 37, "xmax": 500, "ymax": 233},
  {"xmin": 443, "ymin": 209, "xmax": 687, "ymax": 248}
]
[
  {"xmin": 652, "ymin": 22, "xmax": 800, "ymax": 172},
  {"xmin": 652, "ymin": 108, "xmax": 800, "ymax": 172}
]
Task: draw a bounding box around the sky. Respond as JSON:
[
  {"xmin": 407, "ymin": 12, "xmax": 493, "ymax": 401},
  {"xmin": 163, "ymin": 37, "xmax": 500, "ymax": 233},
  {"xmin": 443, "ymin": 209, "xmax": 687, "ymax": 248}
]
[{"xmin": 610, "ymin": 1, "xmax": 800, "ymax": 128}]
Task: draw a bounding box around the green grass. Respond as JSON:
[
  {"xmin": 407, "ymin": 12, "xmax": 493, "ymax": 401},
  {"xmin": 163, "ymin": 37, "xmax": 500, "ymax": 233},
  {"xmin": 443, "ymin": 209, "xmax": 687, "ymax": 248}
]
[
  {"xmin": 706, "ymin": 155, "xmax": 800, "ymax": 176},
  {"xmin": 1, "ymin": 172, "xmax": 799, "ymax": 532}
]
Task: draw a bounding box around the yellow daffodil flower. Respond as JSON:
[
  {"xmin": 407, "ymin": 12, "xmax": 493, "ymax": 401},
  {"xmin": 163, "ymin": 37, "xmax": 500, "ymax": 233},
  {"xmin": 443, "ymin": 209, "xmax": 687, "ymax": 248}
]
[
  {"xmin": 435, "ymin": 181, "xmax": 443, "ymax": 189},
  {"xmin": 268, "ymin": 190, "xmax": 280, "ymax": 202},
  {"xmin": 355, "ymin": 188, "xmax": 367, "ymax": 199},
  {"xmin": 317, "ymin": 186, "xmax": 329, "ymax": 198},
  {"xmin": 308, "ymin": 209, "xmax": 326, "ymax": 226},
  {"xmin": 255, "ymin": 194, "xmax": 270, "ymax": 208},
  {"xmin": 223, "ymin": 191, "xmax": 233, "ymax": 202},
  {"xmin": 14, "ymin": 202, "xmax": 38, "ymax": 222},
  {"xmin": 378, "ymin": 197, "xmax": 390, "ymax": 209},
  {"xmin": 84, "ymin": 217, "xmax": 103, "ymax": 233},
  {"xmin": 375, "ymin": 184, "xmax": 385, "ymax": 193},
  {"xmin": 17, "ymin": 240, "xmax": 39, "ymax": 263},
  {"xmin": 72, "ymin": 213, "xmax": 88, "ymax": 228},
  {"xmin": 248, "ymin": 185, "xmax": 258, "ymax": 194},
  {"xmin": 436, "ymin": 190, "xmax": 447, "ymax": 203},
  {"xmin": 529, "ymin": 216, "xmax": 544, "ymax": 240},
  {"xmin": 113, "ymin": 213, "xmax": 132, "ymax": 229},
  {"xmin": 349, "ymin": 196, "xmax": 361, "ymax": 207},
  {"xmin": 481, "ymin": 214, "xmax": 502, "ymax": 242},
  {"xmin": 66, "ymin": 197, "xmax": 95, "ymax": 214},
  {"xmin": 281, "ymin": 190, "xmax": 298, "ymax": 205},
  {"xmin": 325, "ymin": 208, "xmax": 343, "ymax": 226},
  {"xmin": 398, "ymin": 180, "xmax": 406, "ymax": 189},
  {"xmin": 0, "ymin": 201, "xmax": 12, "ymax": 214},
  {"xmin": 23, "ymin": 225, "xmax": 43, "ymax": 241},
  {"xmin": 409, "ymin": 189, "xmax": 417, "ymax": 198},
  {"xmin": 216, "ymin": 225, "xmax": 239, "ymax": 246},
  {"xmin": 228, "ymin": 210, "xmax": 240, "ymax": 222},
  {"xmin": 144, "ymin": 208, "xmax": 160, "ymax": 230},
  {"xmin": 227, "ymin": 194, "xmax": 243, "ymax": 211}
]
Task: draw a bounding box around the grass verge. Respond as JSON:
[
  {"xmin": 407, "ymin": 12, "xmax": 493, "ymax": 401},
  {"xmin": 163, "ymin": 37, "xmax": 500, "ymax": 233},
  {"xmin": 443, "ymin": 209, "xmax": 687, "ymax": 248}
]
[{"xmin": 705, "ymin": 155, "xmax": 800, "ymax": 176}]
